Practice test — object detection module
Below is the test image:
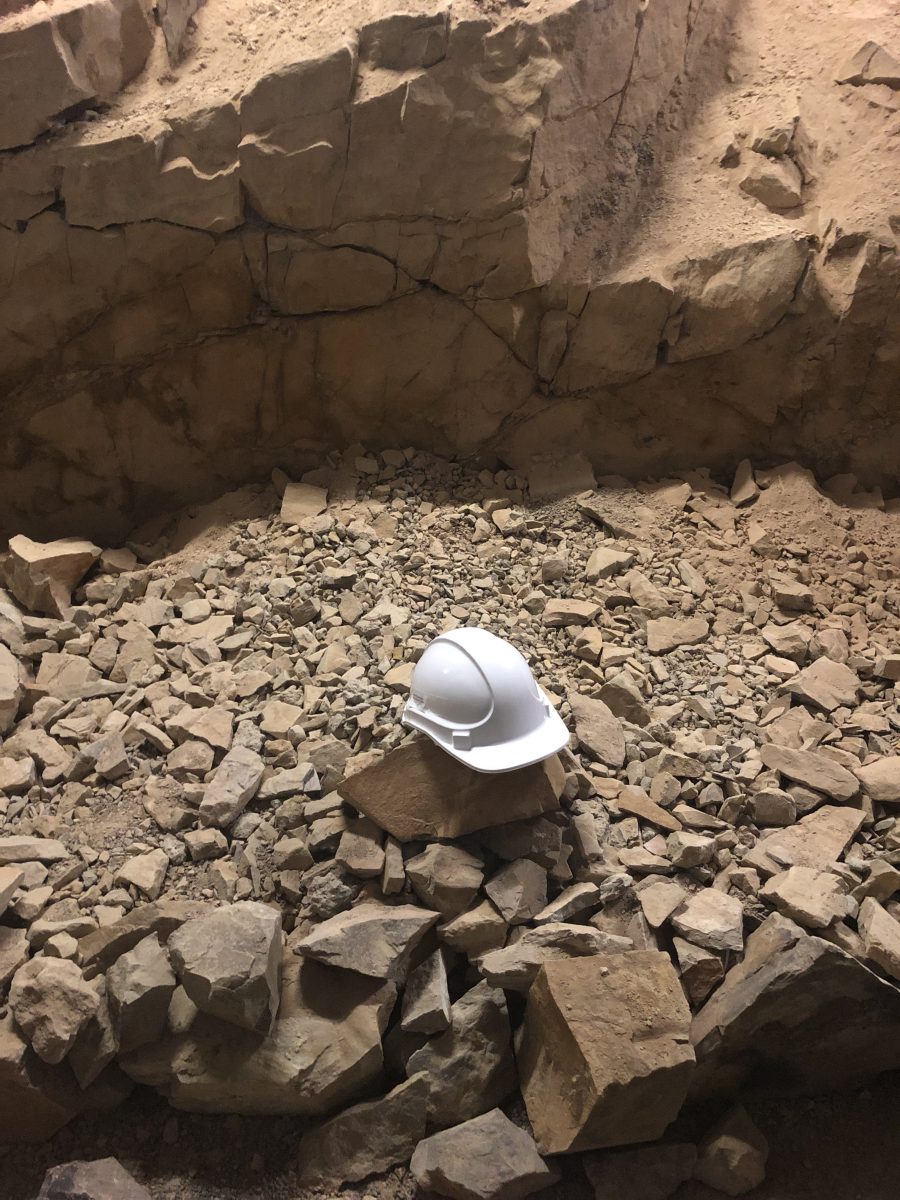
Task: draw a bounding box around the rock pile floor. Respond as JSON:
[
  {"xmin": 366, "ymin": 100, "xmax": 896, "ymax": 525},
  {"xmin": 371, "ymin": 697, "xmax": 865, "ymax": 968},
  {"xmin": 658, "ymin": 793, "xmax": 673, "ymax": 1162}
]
[{"xmin": 1, "ymin": 451, "xmax": 900, "ymax": 1199}]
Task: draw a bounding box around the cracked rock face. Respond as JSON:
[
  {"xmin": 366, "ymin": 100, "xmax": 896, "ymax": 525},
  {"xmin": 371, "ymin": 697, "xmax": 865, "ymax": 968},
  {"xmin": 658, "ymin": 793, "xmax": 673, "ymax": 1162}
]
[{"xmin": 1, "ymin": 1, "xmax": 899, "ymax": 537}]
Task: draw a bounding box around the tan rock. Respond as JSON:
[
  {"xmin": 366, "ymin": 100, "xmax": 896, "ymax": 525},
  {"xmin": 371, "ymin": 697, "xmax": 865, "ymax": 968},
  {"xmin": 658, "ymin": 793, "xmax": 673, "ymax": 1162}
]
[
  {"xmin": 855, "ymin": 757, "xmax": 900, "ymax": 804},
  {"xmin": 9, "ymin": 957, "xmax": 100, "ymax": 1064},
  {"xmin": 338, "ymin": 738, "xmax": 562, "ymax": 842},
  {"xmin": 759, "ymin": 744, "xmax": 858, "ymax": 801},
  {"xmin": 694, "ymin": 1105, "xmax": 769, "ymax": 1196},
  {"xmin": 107, "ymin": 934, "xmax": 176, "ymax": 1053},
  {"xmin": 114, "ymin": 848, "xmax": 169, "ymax": 900},
  {"xmin": 294, "ymin": 901, "xmax": 438, "ymax": 981},
  {"xmin": 279, "ymin": 481, "xmax": 328, "ymax": 525},
  {"xmin": 406, "ymin": 844, "xmax": 484, "ymax": 916},
  {"xmin": 518, "ymin": 953, "xmax": 695, "ymax": 1153},
  {"xmin": 479, "ymin": 924, "xmax": 631, "ymax": 992},
  {"xmin": 673, "ymin": 937, "xmax": 724, "ymax": 1007},
  {"xmin": 198, "ymin": 746, "xmax": 264, "ymax": 828},
  {"xmin": 0, "ymin": 836, "xmax": 68, "ymax": 864},
  {"xmin": 0, "ymin": 644, "xmax": 24, "ymax": 733},
  {"xmin": 543, "ymin": 599, "xmax": 602, "ymax": 627},
  {"xmin": 740, "ymin": 155, "xmax": 803, "ymax": 210},
  {"xmin": 857, "ymin": 897, "xmax": 900, "ymax": 982},
  {"xmin": 77, "ymin": 899, "xmax": 210, "ymax": 977},
  {"xmin": 672, "ymin": 889, "xmax": 744, "ymax": 953},
  {"xmin": 617, "ymin": 785, "xmax": 682, "ymax": 832},
  {"xmin": 568, "ymin": 692, "xmax": 626, "ymax": 768},
  {"xmin": 760, "ymin": 866, "xmax": 855, "ymax": 929},
  {"xmin": 3, "ymin": 534, "xmax": 101, "ymax": 617},
  {"xmin": 120, "ymin": 956, "xmax": 394, "ymax": 1115},
  {"xmin": 743, "ymin": 805, "xmax": 865, "ymax": 877},
  {"xmin": 646, "ymin": 617, "xmax": 709, "ymax": 654}
]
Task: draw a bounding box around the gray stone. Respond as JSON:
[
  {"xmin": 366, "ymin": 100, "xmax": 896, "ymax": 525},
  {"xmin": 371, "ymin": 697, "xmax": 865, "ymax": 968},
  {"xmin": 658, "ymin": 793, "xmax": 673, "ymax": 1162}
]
[
  {"xmin": 107, "ymin": 933, "xmax": 176, "ymax": 1054},
  {"xmin": 410, "ymin": 1108, "xmax": 557, "ymax": 1200},
  {"xmin": 167, "ymin": 902, "xmax": 282, "ymax": 1034},
  {"xmin": 672, "ymin": 889, "xmax": 744, "ymax": 953},
  {"xmin": 693, "ymin": 1105, "xmax": 768, "ymax": 1196},
  {"xmin": 401, "ymin": 949, "xmax": 451, "ymax": 1034},
  {"xmin": 406, "ymin": 844, "xmax": 485, "ymax": 916},
  {"xmin": 9, "ymin": 957, "xmax": 99, "ymax": 1065},
  {"xmin": 568, "ymin": 692, "xmax": 626, "ymax": 768},
  {"xmin": 484, "ymin": 859, "xmax": 547, "ymax": 924},
  {"xmin": 199, "ymin": 746, "xmax": 265, "ymax": 828},
  {"xmin": 295, "ymin": 902, "xmax": 438, "ymax": 982}
]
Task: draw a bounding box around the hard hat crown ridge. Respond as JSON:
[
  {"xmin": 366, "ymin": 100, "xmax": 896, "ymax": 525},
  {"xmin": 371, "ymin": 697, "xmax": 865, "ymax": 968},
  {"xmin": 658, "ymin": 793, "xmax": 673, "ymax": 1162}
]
[{"xmin": 401, "ymin": 626, "xmax": 569, "ymax": 774}]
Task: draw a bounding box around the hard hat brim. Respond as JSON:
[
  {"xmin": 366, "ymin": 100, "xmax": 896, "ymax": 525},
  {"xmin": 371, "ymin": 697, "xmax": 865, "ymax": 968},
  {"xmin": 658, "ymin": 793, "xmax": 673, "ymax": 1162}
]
[{"xmin": 429, "ymin": 704, "xmax": 570, "ymax": 775}]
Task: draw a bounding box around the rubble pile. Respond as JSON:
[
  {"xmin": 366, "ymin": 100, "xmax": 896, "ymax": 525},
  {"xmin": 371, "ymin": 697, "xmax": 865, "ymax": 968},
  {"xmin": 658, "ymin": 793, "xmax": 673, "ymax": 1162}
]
[{"xmin": 1, "ymin": 451, "xmax": 900, "ymax": 1198}]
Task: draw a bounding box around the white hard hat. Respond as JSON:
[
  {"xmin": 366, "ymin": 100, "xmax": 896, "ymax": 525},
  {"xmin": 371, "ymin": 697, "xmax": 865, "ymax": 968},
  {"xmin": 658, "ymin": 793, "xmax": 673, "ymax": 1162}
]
[{"xmin": 401, "ymin": 627, "xmax": 569, "ymax": 774}]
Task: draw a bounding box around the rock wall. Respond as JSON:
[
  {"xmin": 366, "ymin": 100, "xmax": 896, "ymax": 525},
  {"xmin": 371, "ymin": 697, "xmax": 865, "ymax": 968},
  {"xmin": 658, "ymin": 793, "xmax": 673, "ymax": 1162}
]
[{"xmin": 0, "ymin": 0, "xmax": 899, "ymax": 540}]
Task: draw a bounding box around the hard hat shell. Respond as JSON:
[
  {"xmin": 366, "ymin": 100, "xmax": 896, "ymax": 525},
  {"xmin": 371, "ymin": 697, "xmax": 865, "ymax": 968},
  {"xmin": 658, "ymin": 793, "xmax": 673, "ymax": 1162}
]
[{"xmin": 401, "ymin": 626, "xmax": 569, "ymax": 773}]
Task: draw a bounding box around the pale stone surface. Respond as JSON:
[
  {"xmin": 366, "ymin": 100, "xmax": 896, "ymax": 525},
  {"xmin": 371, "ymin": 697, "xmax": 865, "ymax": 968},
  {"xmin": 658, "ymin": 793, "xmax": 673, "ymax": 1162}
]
[
  {"xmin": 484, "ymin": 859, "xmax": 547, "ymax": 925},
  {"xmin": 410, "ymin": 1108, "xmax": 557, "ymax": 1200},
  {"xmin": 760, "ymin": 866, "xmax": 855, "ymax": 929},
  {"xmin": 9, "ymin": 957, "xmax": 100, "ymax": 1064},
  {"xmin": 857, "ymin": 897, "xmax": 900, "ymax": 981},
  {"xmin": 518, "ymin": 953, "xmax": 695, "ymax": 1153},
  {"xmin": 672, "ymin": 889, "xmax": 744, "ymax": 953},
  {"xmin": 406, "ymin": 844, "xmax": 485, "ymax": 916},
  {"xmin": 855, "ymin": 757, "xmax": 900, "ymax": 804},
  {"xmin": 36, "ymin": 1157, "xmax": 153, "ymax": 1200},
  {"xmin": 743, "ymin": 806, "xmax": 865, "ymax": 877},
  {"xmin": 0, "ymin": 836, "xmax": 67, "ymax": 864},
  {"xmin": 167, "ymin": 903, "xmax": 282, "ymax": 1034},
  {"xmin": 114, "ymin": 849, "xmax": 169, "ymax": 900},
  {"xmin": 401, "ymin": 950, "xmax": 451, "ymax": 1034},
  {"xmin": 199, "ymin": 746, "xmax": 265, "ymax": 828},
  {"xmin": 0, "ymin": 644, "xmax": 24, "ymax": 733},
  {"xmin": 280, "ymin": 481, "xmax": 327, "ymax": 526},
  {"xmin": 759, "ymin": 744, "xmax": 859, "ymax": 801},
  {"xmin": 294, "ymin": 902, "xmax": 438, "ymax": 981},
  {"xmin": 568, "ymin": 692, "xmax": 626, "ymax": 768},
  {"xmin": 2, "ymin": 535, "xmax": 101, "ymax": 617},
  {"xmin": 479, "ymin": 924, "xmax": 631, "ymax": 992},
  {"xmin": 646, "ymin": 617, "xmax": 710, "ymax": 654}
]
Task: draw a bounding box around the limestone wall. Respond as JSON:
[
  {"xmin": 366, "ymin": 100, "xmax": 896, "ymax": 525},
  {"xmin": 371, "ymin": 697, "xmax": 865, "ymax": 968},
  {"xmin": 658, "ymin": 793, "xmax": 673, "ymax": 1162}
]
[{"xmin": 1, "ymin": 0, "xmax": 898, "ymax": 539}]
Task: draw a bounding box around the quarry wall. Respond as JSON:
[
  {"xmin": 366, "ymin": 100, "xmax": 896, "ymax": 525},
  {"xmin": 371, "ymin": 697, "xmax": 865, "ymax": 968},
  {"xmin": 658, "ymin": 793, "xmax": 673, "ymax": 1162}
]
[{"xmin": 0, "ymin": 0, "xmax": 898, "ymax": 539}]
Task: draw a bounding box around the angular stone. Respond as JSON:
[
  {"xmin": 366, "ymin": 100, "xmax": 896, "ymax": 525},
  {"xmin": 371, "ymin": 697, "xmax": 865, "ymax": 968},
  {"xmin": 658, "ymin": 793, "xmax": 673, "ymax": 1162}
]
[
  {"xmin": 0, "ymin": 926, "xmax": 29, "ymax": 989},
  {"xmin": 335, "ymin": 815, "xmax": 385, "ymax": 878},
  {"xmin": 199, "ymin": 746, "xmax": 265, "ymax": 828},
  {"xmin": 167, "ymin": 902, "xmax": 282, "ymax": 1034},
  {"xmin": 77, "ymin": 899, "xmax": 210, "ymax": 977},
  {"xmin": 339, "ymin": 739, "xmax": 562, "ymax": 842},
  {"xmin": 783, "ymin": 658, "xmax": 861, "ymax": 713},
  {"xmin": 168, "ymin": 705, "xmax": 233, "ymax": 751},
  {"xmin": 761, "ymin": 621, "xmax": 811, "ymax": 663},
  {"xmin": 743, "ymin": 805, "xmax": 865, "ymax": 877},
  {"xmin": 406, "ymin": 981, "xmax": 516, "ymax": 1128},
  {"xmin": 646, "ymin": 617, "xmax": 709, "ymax": 654},
  {"xmin": 542, "ymin": 598, "xmax": 602, "ymax": 627},
  {"xmin": 296, "ymin": 1073, "xmax": 429, "ymax": 1186},
  {"xmin": 759, "ymin": 744, "xmax": 859, "ymax": 801},
  {"xmin": 584, "ymin": 1143, "xmax": 697, "ymax": 1200},
  {"xmin": 9, "ymin": 957, "xmax": 99, "ymax": 1064},
  {"xmin": 855, "ymin": 757, "xmax": 900, "ymax": 804},
  {"xmin": 519, "ymin": 953, "xmax": 695, "ymax": 1153},
  {"xmin": 672, "ymin": 889, "xmax": 744, "ymax": 953},
  {"xmin": 439, "ymin": 900, "xmax": 508, "ymax": 957},
  {"xmin": 142, "ymin": 775, "xmax": 194, "ymax": 833},
  {"xmin": 401, "ymin": 949, "xmax": 451, "ymax": 1034},
  {"xmin": 36, "ymin": 1157, "xmax": 152, "ymax": 1200},
  {"xmin": 694, "ymin": 1105, "xmax": 769, "ymax": 1196},
  {"xmin": 121, "ymin": 956, "xmax": 394, "ymax": 1115},
  {"xmin": 479, "ymin": 924, "xmax": 631, "ymax": 992},
  {"xmin": 691, "ymin": 914, "xmax": 900, "ymax": 1097},
  {"xmin": 0, "ymin": 1013, "xmax": 91, "ymax": 1142},
  {"xmin": 598, "ymin": 673, "xmax": 651, "ymax": 726},
  {"xmin": 0, "ymin": 864, "xmax": 24, "ymax": 918},
  {"xmin": 667, "ymin": 831, "xmax": 715, "ymax": 868},
  {"xmin": 484, "ymin": 859, "xmax": 547, "ymax": 925},
  {"xmin": 3, "ymin": 535, "xmax": 101, "ymax": 617},
  {"xmin": 533, "ymin": 881, "xmax": 602, "ymax": 925},
  {"xmin": 673, "ymin": 937, "xmax": 724, "ymax": 1007},
  {"xmin": 637, "ymin": 879, "xmax": 689, "ymax": 929},
  {"xmin": 406, "ymin": 843, "xmax": 484, "ymax": 916},
  {"xmin": 585, "ymin": 546, "xmax": 635, "ymax": 580},
  {"xmin": 256, "ymin": 761, "xmax": 320, "ymax": 801},
  {"xmin": 760, "ymin": 866, "xmax": 855, "ymax": 929},
  {"xmin": 411, "ymin": 1108, "xmax": 557, "ymax": 1200},
  {"xmin": 295, "ymin": 901, "xmax": 438, "ymax": 981},
  {"xmin": 114, "ymin": 848, "xmax": 169, "ymax": 900},
  {"xmin": 618, "ymin": 786, "xmax": 682, "ymax": 832},
  {"xmin": 107, "ymin": 934, "xmax": 176, "ymax": 1053},
  {"xmin": 68, "ymin": 978, "xmax": 117, "ymax": 1089},
  {"xmin": 0, "ymin": 836, "xmax": 68, "ymax": 864},
  {"xmin": 740, "ymin": 154, "xmax": 803, "ymax": 209},
  {"xmin": 280, "ymin": 481, "xmax": 328, "ymax": 525},
  {"xmin": 568, "ymin": 692, "xmax": 626, "ymax": 768},
  {"xmin": 857, "ymin": 897, "xmax": 900, "ymax": 982},
  {"xmin": 0, "ymin": 643, "xmax": 24, "ymax": 733}
]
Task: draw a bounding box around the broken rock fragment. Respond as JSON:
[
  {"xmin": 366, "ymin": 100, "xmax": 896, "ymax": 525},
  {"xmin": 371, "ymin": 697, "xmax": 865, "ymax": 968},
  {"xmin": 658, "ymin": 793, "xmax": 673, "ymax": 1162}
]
[
  {"xmin": 406, "ymin": 843, "xmax": 485, "ymax": 916},
  {"xmin": 484, "ymin": 858, "xmax": 547, "ymax": 924},
  {"xmin": 694, "ymin": 1105, "xmax": 769, "ymax": 1196},
  {"xmin": 107, "ymin": 933, "xmax": 176, "ymax": 1053},
  {"xmin": 339, "ymin": 738, "xmax": 562, "ymax": 841},
  {"xmin": 0, "ymin": 643, "xmax": 24, "ymax": 733},
  {"xmin": 760, "ymin": 865, "xmax": 855, "ymax": 929},
  {"xmin": 759, "ymin": 743, "xmax": 858, "ymax": 801},
  {"xmin": 479, "ymin": 923, "xmax": 630, "ymax": 991},
  {"xmin": 295, "ymin": 901, "xmax": 438, "ymax": 981},
  {"xmin": 568, "ymin": 691, "xmax": 626, "ymax": 768},
  {"xmin": 672, "ymin": 889, "xmax": 744, "ymax": 952},
  {"xmin": 199, "ymin": 746, "xmax": 265, "ymax": 828},
  {"xmin": 9, "ymin": 957, "xmax": 100, "ymax": 1065},
  {"xmin": 406, "ymin": 981, "xmax": 516, "ymax": 1128},
  {"xmin": 410, "ymin": 1108, "xmax": 557, "ymax": 1200},
  {"xmin": 855, "ymin": 756, "xmax": 900, "ymax": 804},
  {"xmin": 518, "ymin": 952, "xmax": 695, "ymax": 1153},
  {"xmin": 36, "ymin": 1157, "xmax": 153, "ymax": 1200},
  {"xmin": 857, "ymin": 897, "xmax": 900, "ymax": 981},
  {"xmin": 646, "ymin": 617, "xmax": 709, "ymax": 654},
  {"xmin": 296, "ymin": 1073, "xmax": 429, "ymax": 1186},
  {"xmin": 167, "ymin": 902, "xmax": 282, "ymax": 1034},
  {"xmin": 3, "ymin": 535, "xmax": 101, "ymax": 618},
  {"xmin": 401, "ymin": 949, "xmax": 451, "ymax": 1034}
]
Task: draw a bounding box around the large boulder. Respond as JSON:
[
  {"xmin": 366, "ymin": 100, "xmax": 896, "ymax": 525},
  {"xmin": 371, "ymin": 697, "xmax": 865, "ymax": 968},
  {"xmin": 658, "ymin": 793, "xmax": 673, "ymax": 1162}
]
[
  {"xmin": 691, "ymin": 914, "xmax": 900, "ymax": 1097},
  {"xmin": 518, "ymin": 952, "xmax": 695, "ymax": 1153},
  {"xmin": 338, "ymin": 738, "xmax": 563, "ymax": 841},
  {"xmin": 120, "ymin": 956, "xmax": 395, "ymax": 1115},
  {"xmin": 2, "ymin": 534, "xmax": 101, "ymax": 616},
  {"xmin": 167, "ymin": 903, "xmax": 282, "ymax": 1034}
]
